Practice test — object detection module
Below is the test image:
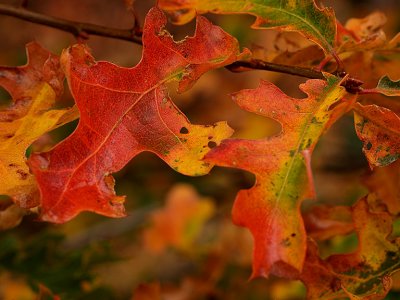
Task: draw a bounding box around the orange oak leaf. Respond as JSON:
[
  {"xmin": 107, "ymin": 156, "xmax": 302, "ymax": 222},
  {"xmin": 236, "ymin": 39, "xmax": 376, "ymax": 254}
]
[
  {"xmin": 0, "ymin": 43, "xmax": 78, "ymax": 208},
  {"xmin": 143, "ymin": 183, "xmax": 215, "ymax": 253},
  {"xmin": 29, "ymin": 7, "xmax": 245, "ymax": 223},
  {"xmin": 205, "ymin": 75, "xmax": 351, "ymax": 278},
  {"xmin": 301, "ymin": 198, "xmax": 400, "ymax": 299},
  {"xmin": 354, "ymin": 103, "xmax": 400, "ymax": 167}
]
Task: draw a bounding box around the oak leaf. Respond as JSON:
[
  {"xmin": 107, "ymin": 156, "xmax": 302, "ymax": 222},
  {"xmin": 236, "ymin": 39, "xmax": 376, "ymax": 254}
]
[
  {"xmin": 338, "ymin": 16, "xmax": 400, "ymax": 112},
  {"xmin": 158, "ymin": 0, "xmax": 337, "ymax": 55},
  {"xmin": 301, "ymin": 198, "xmax": 400, "ymax": 299},
  {"xmin": 0, "ymin": 43, "xmax": 78, "ymax": 208},
  {"xmin": 354, "ymin": 103, "xmax": 400, "ymax": 167},
  {"xmin": 205, "ymin": 75, "xmax": 351, "ymax": 278},
  {"xmin": 29, "ymin": 7, "xmax": 245, "ymax": 223}
]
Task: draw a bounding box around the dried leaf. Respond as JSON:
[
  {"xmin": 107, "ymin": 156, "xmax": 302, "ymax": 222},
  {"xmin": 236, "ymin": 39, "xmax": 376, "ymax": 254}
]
[
  {"xmin": 158, "ymin": 0, "xmax": 337, "ymax": 55},
  {"xmin": 301, "ymin": 198, "xmax": 400, "ymax": 299},
  {"xmin": 354, "ymin": 103, "xmax": 400, "ymax": 167},
  {"xmin": 206, "ymin": 75, "xmax": 350, "ymax": 278},
  {"xmin": 29, "ymin": 8, "xmax": 244, "ymax": 223}
]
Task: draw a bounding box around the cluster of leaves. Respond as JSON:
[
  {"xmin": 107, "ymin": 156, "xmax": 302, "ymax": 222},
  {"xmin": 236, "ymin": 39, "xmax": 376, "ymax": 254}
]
[{"xmin": 1, "ymin": 0, "xmax": 400, "ymax": 299}]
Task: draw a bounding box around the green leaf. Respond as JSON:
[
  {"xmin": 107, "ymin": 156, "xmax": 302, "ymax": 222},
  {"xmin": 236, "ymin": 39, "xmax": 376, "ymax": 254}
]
[{"xmin": 159, "ymin": 0, "xmax": 337, "ymax": 55}]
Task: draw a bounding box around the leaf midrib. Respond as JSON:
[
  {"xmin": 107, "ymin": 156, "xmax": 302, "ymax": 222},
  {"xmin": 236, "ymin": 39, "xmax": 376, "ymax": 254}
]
[{"xmin": 274, "ymin": 81, "xmax": 339, "ymax": 210}]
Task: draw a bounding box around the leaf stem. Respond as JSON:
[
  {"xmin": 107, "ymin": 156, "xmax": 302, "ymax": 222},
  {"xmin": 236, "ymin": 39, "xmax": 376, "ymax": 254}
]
[{"xmin": 357, "ymin": 88, "xmax": 382, "ymax": 95}]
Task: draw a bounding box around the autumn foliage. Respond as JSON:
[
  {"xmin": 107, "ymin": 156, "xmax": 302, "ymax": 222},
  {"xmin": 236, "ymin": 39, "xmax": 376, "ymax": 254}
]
[{"xmin": 1, "ymin": 0, "xmax": 400, "ymax": 299}]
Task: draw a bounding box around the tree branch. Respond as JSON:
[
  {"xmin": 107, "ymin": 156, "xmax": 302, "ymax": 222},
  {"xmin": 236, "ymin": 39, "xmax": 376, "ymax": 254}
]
[
  {"xmin": 226, "ymin": 59, "xmax": 364, "ymax": 93},
  {"xmin": 0, "ymin": 3, "xmax": 364, "ymax": 93},
  {"xmin": 226, "ymin": 59, "xmax": 325, "ymax": 80},
  {"xmin": 0, "ymin": 3, "xmax": 142, "ymax": 44}
]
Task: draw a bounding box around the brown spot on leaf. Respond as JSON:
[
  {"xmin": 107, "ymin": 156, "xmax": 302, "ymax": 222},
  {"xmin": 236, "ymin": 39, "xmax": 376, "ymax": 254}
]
[
  {"xmin": 179, "ymin": 127, "xmax": 189, "ymax": 134},
  {"xmin": 16, "ymin": 169, "xmax": 28, "ymax": 180},
  {"xmin": 208, "ymin": 141, "xmax": 217, "ymax": 148}
]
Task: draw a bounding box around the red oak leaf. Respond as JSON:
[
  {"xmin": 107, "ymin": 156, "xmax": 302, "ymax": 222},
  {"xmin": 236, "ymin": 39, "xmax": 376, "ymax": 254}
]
[
  {"xmin": 205, "ymin": 76, "xmax": 351, "ymax": 279},
  {"xmin": 29, "ymin": 7, "xmax": 245, "ymax": 223}
]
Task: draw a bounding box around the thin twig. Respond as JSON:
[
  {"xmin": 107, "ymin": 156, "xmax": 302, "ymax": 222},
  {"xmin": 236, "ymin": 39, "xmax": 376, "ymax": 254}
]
[
  {"xmin": 227, "ymin": 59, "xmax": 364, "ymax": 93},
  {"xmin": 226, "ymin": 59, "xmax": 325, "ymax": 80},
  {"xmin": 0, "ymin": 4, "xmax": 142, "ymax": 44},
  {"xmin": 0, "ymin": 3, "xmax": 364, "ymax": 93}
]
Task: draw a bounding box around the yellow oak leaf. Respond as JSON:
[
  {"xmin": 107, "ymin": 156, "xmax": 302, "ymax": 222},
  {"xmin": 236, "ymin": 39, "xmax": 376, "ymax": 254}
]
[{"xmin": 0, "ymin": 43, "xmax": 78, "ymax": 208}]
